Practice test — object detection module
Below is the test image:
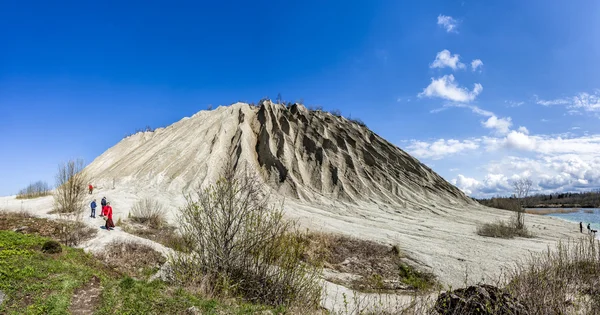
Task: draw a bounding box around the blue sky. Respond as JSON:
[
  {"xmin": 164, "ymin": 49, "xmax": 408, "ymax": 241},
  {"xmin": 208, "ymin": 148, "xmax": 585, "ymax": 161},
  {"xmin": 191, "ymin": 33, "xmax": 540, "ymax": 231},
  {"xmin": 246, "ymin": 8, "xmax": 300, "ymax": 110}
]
[{"xmin": 2, "ymin": 0, "xmax": 600, "ymax": 197}]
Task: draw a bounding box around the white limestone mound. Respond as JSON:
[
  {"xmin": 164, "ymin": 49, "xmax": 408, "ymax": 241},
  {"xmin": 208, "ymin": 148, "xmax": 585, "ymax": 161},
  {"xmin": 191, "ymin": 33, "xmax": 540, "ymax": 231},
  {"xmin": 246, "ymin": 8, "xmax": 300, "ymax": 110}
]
[
  {"xmin": 2, "ymin": 100, "xmax": 577, "ymax": 294},
  {"xmin": 85, "ymin": 101, "xmax": 473, "ymax": 210}
]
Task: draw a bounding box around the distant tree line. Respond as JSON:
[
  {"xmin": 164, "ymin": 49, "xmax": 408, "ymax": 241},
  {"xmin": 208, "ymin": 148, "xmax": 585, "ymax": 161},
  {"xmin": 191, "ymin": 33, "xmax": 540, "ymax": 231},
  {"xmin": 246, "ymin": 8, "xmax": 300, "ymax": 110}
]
[
  {"xmin": 16, "ymin": 181, "xmax": 52, "ymax": 199},
  {"xmin": 476, "ymin": 189, "xmax": 600, "ymax": 209}
]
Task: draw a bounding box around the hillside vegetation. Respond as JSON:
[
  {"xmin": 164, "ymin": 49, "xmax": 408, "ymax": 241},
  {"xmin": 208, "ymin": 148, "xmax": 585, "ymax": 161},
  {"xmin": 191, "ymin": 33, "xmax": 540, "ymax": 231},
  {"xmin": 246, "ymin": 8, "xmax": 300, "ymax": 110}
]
[{"xmin": 0, "ymin": 229, "xmax": 283, "ymax": 314}]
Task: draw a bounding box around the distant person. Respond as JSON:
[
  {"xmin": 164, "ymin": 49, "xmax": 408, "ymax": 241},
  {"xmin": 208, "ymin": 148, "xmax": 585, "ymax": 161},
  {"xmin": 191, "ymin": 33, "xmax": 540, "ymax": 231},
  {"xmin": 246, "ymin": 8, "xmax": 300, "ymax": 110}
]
[
  {"xmin": 580, "ymin": 222, "xmax": 583, "ymax": 233},
  {"xmin": 104, "ymin": 202, "xmax": 115, "ymax": 230},
  {"xmin": 88, "ymin": 184, "xmax": 94, "ymax": 194},
  {"xmin": 100, "ymin": 197, "xmax": 107, "ymax": 217},
  {"xmin": 587, "ymin": 223, "xmax": 591, "ymax": 233},
  {"xmin": 90, "ymin": 199, "xmax": 97, "ymax": 218}
]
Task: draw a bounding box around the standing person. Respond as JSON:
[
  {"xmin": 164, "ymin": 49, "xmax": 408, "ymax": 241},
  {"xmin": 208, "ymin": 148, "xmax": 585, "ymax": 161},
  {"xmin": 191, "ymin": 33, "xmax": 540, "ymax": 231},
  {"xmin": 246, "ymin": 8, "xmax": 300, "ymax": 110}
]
[
  {"xmin": 587, "ymin": 223, "xmax": 591, "ymax": 233},
  {"xmin": 104, "ymin": 202, "xmax": 115, "ymax": 230},
  {"xmin": 580, "ymin": 222, "xmax": 583, "ymax": 233},
  {"xmin": 90, "ymin": 199, "xmax": 97, "ymax": 218},
  {"xmin": 88, "ymin": 184, "xmax": 94, "ymax": 194},
  {"xmin": 100, "ymin": 197, "xmax": 107, "ymax": 217}
]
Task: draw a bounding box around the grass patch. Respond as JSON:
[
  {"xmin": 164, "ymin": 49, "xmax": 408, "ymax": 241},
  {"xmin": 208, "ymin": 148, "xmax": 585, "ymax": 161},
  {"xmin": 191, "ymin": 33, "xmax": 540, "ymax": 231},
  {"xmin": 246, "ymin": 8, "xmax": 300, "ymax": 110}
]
[
  {"xmin": 94, "ymin": 240, "xmax": 166, "ymax": 280},
  {"xmin": 477, "ymin": 220, "xmax": 533, "ymax": 239},
  {"xmin": 0, "ymin": 210, "xmax": 97, "ymax": 244},
  {"xmin": 121, "ymin": 222, "xmax": 185, "ymax": 251},
  {"xmin": 129, "ymin": 198, "xmax": 166, "ymax": 229},
  {"xmin": 301, "ymin": 232, "xmax": 437, "ymax": 293},
  {"xmin": 0, "ymin": 230, "xmax": 284, "ymax": 314},
  {"xmin": 505, "ymin": 236, "xmax": 600, "ymax": 314},
  {"xmin": 525, "ymin": 208, "xmax": 580, "ymax": 215}
]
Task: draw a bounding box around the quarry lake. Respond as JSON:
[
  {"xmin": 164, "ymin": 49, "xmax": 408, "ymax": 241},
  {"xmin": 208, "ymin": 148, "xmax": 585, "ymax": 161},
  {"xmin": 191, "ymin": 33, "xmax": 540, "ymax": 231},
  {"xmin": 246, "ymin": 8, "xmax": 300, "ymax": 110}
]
[{"xmin": 529, "ymin": 208, "xmax": 600, "ymax": 233}]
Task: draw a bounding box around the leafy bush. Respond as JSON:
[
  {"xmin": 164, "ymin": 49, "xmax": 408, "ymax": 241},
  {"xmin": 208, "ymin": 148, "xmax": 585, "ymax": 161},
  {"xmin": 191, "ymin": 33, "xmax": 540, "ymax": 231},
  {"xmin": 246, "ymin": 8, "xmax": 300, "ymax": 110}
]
[
  {"xmin": 130, "ymin": 198, "xmax": 166, "ymax": 229},
  {"xmin": 170, "ymin": 163, "xmax": 321, "ymax": 309},
  {"xmin": 16, "ymin": 181, "xmax": 51, "ymax": 199}
]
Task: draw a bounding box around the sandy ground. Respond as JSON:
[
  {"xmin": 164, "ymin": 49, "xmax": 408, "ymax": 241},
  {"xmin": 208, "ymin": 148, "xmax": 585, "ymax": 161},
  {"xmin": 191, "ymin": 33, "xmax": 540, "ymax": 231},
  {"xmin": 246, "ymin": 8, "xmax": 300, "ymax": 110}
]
[{"xmin": 0, "ymin": 188, "xmax": 586, "ymax": 313}]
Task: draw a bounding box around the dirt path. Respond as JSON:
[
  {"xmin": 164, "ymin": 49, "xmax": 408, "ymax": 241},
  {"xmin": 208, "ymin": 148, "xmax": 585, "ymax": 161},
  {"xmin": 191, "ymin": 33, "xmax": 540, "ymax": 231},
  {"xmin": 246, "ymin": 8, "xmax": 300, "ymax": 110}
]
[{"xmin": 69, "ymin": 276, "xmax": 102, "ymax": 315}]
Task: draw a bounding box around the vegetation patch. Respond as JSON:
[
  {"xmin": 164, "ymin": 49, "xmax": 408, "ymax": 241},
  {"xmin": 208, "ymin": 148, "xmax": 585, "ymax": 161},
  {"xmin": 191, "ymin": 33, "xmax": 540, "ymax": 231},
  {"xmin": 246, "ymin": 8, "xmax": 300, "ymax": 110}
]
[
  {"xmin": 0, "ymin": 210, "xmax": 96, "ymax": 245},
  {"xmin": 171, "ymin": 161, "xmax": 322, "ymax": 310},
  {"xmin": 16, "ymin": 181, "xmax": 51, "ymax": 199},
  {"xmin": 0, "ymin": 230, "xmax": 284, "ymax": 314},
  {"xmin": 121, "ymin": 222, "xmax": 185, "ymax": 251},
  {"xmin": 301, "ymin": 232, "xmax": 437, "ymax": 293},
  {"xmin": 129, "ymin": 197, "xmax": 167, "ymax": 229},
  {"xmin": 525, "ymin": 208, "xmax": 580, "ymax": 215},
  {"xmin": 505, "ymin": 236, "xmax": 600, "ymax": 314},
  {"xmin": 477, "ymin": 220, "xmax": 533, "ymax": 239},
  {"xmin": 94, "ymin": 240, "xmax": 166, "ymax": 279}
]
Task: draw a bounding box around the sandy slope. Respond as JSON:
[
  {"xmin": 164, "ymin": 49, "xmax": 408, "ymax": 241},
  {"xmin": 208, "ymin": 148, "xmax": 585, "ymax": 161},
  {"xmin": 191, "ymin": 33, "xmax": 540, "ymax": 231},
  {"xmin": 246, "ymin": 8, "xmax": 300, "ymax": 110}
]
[{"xmin": 79, "ymin": 101, "xmax": 581, "ymax": 287}]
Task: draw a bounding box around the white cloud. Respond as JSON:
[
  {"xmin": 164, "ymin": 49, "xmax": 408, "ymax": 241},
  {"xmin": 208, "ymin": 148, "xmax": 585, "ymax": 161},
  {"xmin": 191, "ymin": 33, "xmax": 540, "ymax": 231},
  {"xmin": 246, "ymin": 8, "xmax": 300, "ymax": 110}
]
[
  {"xmin": 431, "ymin": 103, "xmax": 516, "ymax": 136},
  {"xmin": 504, "ymin": 131, "xmax": 536, "ymax": 151},
  {"xmin": 482, "ymin": 116, "xmax": 512, "ymax": 134},
  {"xmin": 430, "ymin": 50, "xmax": 465, "ymax": 70},
  {"xmin": 437, "ymin": 14, "xmax": 458, "ymax": 33},
  {"xmin": 471, "ymin": 59, "xmax": 483, "ymax": 71},
  {"xmin": 536, "ymin": 91, "xmax": 600, "ymax": 114},
  {"xmin": 518, "ymin": 126, "xmax": 529, "ymax": 134},
  {"xmin": 505, "ymin": 100, "xmax": 524, "ymax": 107},
  {"xmin": 407, "ymin": 139, "xmax": 479, "ymax": 160},
  {"xmin": 418, "ymin": 75, "xmax": 483, "ymax": 102},
  {"xmin": 572, "ymin": 92, "xmax": 600, "ymax": 112},
  {"xmin": 535, "ymin": 95, "xmax": 571, "ymax": 106},
  {"xmin": 414, "ymin": 133, "xmax": 600, "ymax": 197}
]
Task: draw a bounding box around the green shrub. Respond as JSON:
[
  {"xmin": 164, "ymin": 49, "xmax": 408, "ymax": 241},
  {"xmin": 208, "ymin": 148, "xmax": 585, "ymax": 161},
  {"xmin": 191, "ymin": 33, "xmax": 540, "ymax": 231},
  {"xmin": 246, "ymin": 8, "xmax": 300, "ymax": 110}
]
[
  {"xmin": 171, "ymin": 163, "xmax": 321, "ymax": 309},
  {"xmin": 477, "ymin": 220, "xmax": 533, "ymax": 239}
]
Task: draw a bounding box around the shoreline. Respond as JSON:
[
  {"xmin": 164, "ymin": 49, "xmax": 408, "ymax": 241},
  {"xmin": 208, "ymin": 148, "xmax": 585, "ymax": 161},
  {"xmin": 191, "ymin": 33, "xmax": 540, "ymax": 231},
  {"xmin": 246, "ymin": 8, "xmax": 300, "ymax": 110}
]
[{"xmin": 544, "ymin": 215, "xmax": 600, "ymax": 241}]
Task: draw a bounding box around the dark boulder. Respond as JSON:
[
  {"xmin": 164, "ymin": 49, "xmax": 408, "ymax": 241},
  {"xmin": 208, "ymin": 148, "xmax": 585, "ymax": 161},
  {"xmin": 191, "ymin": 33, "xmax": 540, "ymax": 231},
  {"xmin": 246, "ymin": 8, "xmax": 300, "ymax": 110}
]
[
  {"xmin": 41, "ymin": 240, "xmax": 62, "ymax": 254},
  {"xmin": 434, "ymin": 284, "xmax": 529, "ymax": 315}
]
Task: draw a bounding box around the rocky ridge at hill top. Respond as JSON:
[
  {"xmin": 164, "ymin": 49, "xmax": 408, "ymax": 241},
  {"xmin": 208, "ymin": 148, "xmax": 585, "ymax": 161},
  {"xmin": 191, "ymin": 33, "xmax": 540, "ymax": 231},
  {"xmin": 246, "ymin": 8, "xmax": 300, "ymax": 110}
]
[{"xmin": 85, "ymin": 100, "xmax": 474, "ymax": 209}]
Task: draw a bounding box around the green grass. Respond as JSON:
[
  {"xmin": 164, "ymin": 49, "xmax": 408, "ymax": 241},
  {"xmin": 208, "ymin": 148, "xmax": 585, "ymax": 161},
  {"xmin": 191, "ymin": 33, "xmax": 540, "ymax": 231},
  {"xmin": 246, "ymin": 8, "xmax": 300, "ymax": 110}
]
[
  {"xmin": 398, "ymin": 264, "xmax": 436, "ymax": 291},
  {"xmin": 0, "ymin": 230, "xmax": 283, "ymax": 315}
]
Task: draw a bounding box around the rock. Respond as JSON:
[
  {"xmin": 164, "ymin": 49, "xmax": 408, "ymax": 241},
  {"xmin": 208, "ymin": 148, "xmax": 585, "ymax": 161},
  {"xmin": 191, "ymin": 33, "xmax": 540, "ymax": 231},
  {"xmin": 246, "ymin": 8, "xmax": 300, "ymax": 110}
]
[
  {"xmin": 186, "ymin": 306, "xmax": 201, "ymax": 315},
  {"xmin": 41, "ymin": 240, "xmax": 62, "ymax": 254},
  {"xmin": 434, "ymin": 284, "xmax": 529, "ymax": 315},
  {"xmin": 12, "ymin": 226, "xmax": 29, "ymax": 233}
]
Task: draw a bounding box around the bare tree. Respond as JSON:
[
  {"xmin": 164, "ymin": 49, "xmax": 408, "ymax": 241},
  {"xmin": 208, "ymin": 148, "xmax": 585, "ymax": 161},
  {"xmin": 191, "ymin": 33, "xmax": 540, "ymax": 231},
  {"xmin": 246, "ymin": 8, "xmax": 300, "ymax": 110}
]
[
  {"xmin": 54, "ymin": 159, "xmax": 88, "ymax": 214},
  {"xmin": 512, "ymin": 178, "xmax": 533, "ymax": 230}
]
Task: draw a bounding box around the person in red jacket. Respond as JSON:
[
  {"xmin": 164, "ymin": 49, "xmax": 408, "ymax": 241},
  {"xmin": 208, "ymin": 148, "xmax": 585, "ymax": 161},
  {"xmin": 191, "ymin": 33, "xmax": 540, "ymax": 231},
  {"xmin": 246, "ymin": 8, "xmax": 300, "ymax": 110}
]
[
  {"xmin": 104, "ymin": 202, "xmax": 115, "ymax": 230},
  {"xmin": 88, "ymin": 184, "xmax": 94, "ymax": 194}
]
